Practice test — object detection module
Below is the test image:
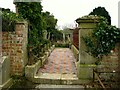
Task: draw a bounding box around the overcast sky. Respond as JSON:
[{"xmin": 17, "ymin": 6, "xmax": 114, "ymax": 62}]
[{"xmin": 0, "ymin": 0, "xmax": 119, "ymax": 29}]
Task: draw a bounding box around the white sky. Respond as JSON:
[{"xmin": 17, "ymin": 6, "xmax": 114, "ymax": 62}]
[{"xmin": 0, "ymin": 0, "xmax": 119, "ymax": 29}]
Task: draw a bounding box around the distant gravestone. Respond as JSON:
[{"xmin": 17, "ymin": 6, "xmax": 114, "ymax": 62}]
[{"xmin": 43, "ymin": 30, "xmax": 47, "ymax": 39}]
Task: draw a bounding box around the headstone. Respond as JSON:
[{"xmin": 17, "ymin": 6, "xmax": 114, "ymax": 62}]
[
  {"xmin": 0, "ymin": 56, "xmax": 12, "ymax": 89},
  {"xmin": 43, "ymin": 30, "xmax": 47, "ymax": 39}
]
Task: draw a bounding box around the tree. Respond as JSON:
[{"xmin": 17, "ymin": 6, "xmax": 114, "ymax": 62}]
[
  {"xmin": 42, "ymin": 11, "xmax": 57, "ymax": 31},
  {"xmin": 42, "ymin": 11, "xmax": 58, "ymax": 41},
  {"xmin": 89, "ymin": 6, "xmax": 111, "ymax": 25},
  {"xmin": 16, "ymin": 2, "xmax": 59, "ymax": 44},
  {"xmin": 16, "ymin": 2, "xmax": 46, "ymax": 46}
]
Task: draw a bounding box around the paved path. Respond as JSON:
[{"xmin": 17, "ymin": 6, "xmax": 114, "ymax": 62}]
[{"xmin": 38, "ymin": 48, "xmax": 77, "ymax": 74}]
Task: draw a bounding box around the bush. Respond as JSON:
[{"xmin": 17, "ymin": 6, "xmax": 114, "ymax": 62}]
[{"xmin": 82, "ymin": 17, "xmax": 120, "ymax": 64}]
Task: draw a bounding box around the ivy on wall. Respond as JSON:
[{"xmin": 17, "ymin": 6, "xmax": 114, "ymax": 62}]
[
  {"xmin": 82, "ymin": 17, "xmax": 120, "ymax": 64},
  {"xmin": 15, "ymin": 2, "xmax": 55, "ymax": 64}
]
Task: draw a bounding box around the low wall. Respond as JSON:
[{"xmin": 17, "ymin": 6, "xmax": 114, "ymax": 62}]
[
  {"xmin": 71, "ymin": 45, "xmax": 79, "ymax": 61},
  {"xmin": 96, "ymin": 43, "xmax": 120, "ymax": 80},
  {"xmin": 25, "ymin": 45, "xmax": 55, "ymax": 79},
  {"xmin": 77, "ymin": 63, "xmax": 96, "ymax": 80}
]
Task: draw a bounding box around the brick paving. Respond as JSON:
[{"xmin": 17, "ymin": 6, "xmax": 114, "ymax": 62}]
[{"xmin": 38, "ymin": 48, "xmax": 77, "ymax": 74}]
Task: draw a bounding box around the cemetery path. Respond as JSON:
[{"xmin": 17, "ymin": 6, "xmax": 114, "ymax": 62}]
[{"xmin": 37, "ymin": 48, "xmax": 77, "ymax": 74}]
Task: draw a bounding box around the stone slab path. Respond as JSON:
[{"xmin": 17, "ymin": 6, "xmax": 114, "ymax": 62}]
[{"xmin": 37, "ymin": 48, "xmax": 77, "ymax": 74}]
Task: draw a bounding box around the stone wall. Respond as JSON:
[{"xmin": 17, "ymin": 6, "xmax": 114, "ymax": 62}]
[
  {"xmin": 97, "ymin": 43, "xmax": 120, "ymax": 80},
  {"xmin": 100, "ymin": 43, "xmax": 119, "ymax": 72},
  {"xmin": 2, "ymin": 21, "xmax": 28, "ymax": 76},
  {"xmin": 71, "ymin": 45, "xmax": 79, "ymax": 61}
]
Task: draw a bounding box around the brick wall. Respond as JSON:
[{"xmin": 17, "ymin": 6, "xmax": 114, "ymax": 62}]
[
  {"xmin": 73, "ymin": 28, "xmax": 79, "ymax": 49},
  {"xmin": 2, "ymin": 21, "xmax": 28, "ymax": 76}
]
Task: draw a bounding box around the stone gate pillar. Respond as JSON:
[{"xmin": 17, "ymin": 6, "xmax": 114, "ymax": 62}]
[{"xmin": 76, "ymin": 15, "xmax": 100, "ymax": 81}]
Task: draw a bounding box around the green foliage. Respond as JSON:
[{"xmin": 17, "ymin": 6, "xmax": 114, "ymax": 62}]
[
  {"xmin": 2, "ymin": 8, "xmax": 23, "ymax": 32},
  {"xmin": 16, "ymin": 2, "xmax": 52, "ymax": 65},
  {"xmin": 82, "ymin": 17, "xmax": 120, "ymax": 64},
  {"xmin": 42, "ymin": 11, "xmax": 57, "ymax": 31},
  {"xmin": 89, "ymin": 6, "xmax": 111, "ymax": 25},
  {"xmin": 16, "ymin": 2, "xmax": 45, "ymax": 46},
  {"xmin": 16, "ymin": 2, "xmax": 60, "ymax": 65},
  {"xmin": 42, "ymin": 11, "xmax": 59, "ymax": 41},
  {"xmin": 16, "ymin": 2, "xmax": 58, "ymax": 45},
  {"xmin": 51, "ymin": 30, "xmax": 63, "ymax": 41}
]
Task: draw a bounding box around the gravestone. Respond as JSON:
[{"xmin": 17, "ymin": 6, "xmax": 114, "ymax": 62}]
[
  {"xmin": 0, "ymin": 56, "xmax": 12, "ymax": 89},
  {"xmin": 43, "ymin": 30, "xmax": 47, "ymax": 39}
]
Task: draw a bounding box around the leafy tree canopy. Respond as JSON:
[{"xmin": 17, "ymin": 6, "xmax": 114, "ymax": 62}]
[
  {"xmin": 16, "ymin": 2, "xmax": 46, "ymax": 46},
  {"xmin": 89, "ymin": 6, "xmax": 111, "ymax": 25},
  {"xmin": 42, "ymin": 11, "xmax": 57, "ymax": 31},
  {"xmin": 42, "ymin": 11, "xmax": 58, "ymax": 41},
  {"xmin": 16, "ymin": 2, "xmax": 59, "ymax": 45}
]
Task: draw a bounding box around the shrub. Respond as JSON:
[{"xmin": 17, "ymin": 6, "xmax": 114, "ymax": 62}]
[{"xmin": 82, "ymin": 17, "xmax": 120, "ymax": 64}]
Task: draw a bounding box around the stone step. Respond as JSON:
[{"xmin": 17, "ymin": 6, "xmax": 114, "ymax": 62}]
[
  {"xmin": 35, "ymin": 84, "xmax": 84, "ymax": 89},
  {"xmin": 29, "ymin": 73, "xmax": 91, "ymax": 85},
  {"xmin": 33, "ymin": 73, "xmax": 78, "ymax": 85}
]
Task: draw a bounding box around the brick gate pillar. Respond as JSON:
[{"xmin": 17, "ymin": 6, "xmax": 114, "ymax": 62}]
[{"xmin": 13, "ymin": 21, "xmax": 28, "ymax": 76}]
